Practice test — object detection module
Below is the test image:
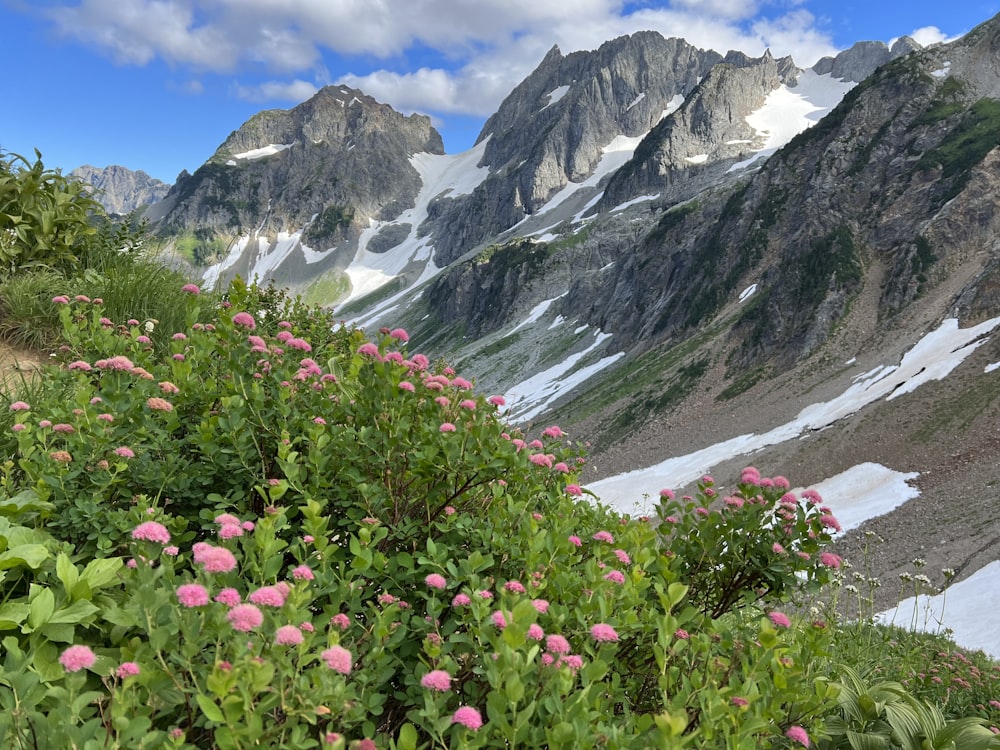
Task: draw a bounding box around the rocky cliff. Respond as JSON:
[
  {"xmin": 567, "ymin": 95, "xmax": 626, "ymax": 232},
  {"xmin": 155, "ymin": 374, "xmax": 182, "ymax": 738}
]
[{"xmin": 70, "ymin": 164, "xmax": 170, "ymax": 215}]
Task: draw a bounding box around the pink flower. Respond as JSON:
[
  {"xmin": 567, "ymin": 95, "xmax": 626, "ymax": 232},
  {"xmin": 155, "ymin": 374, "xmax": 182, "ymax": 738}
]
[
  {"xmin": 389, "ymin": 328, "xmax": 409, "ymax": 342},
  {"xmin": 193, "ymin": 544, "xmax": 237, "ymax": 573},
  {"xmin": 540, "ymin": 653, "xmax": 554, "ymax": 666},
  {"xmin": 592, "ymin": 531, "xmax": 614, "ymax": 544},
  {"xmin": 740, "ymin": 467, "xmax": 761, "ymax": 484},
  {"xmin": 603, "ymin": 570, "xmax": 626, "ymax": 585},
  {"xmin": 591, "ymin": 624, "xmax": 619, "ymax": 643},
  {"xmin": 785, "ymin": 726, "xmax": 810, "ymax": 747},
  {"xmin": 420, "ymin": 669, "xmax": 452, "ymax": 691},
  {"xmin": 531, "ymin": 599, "xmax": 549, "ymax": 613},
  {"xmin": 731, "ymin": 696, "xmax": 749, "ymax": 707},
  {"xmin": 321, "ymin": 645, "xmax": 352, "ymax": 675},
  {"xmin": 214, "ymin": 588, "xmax": 241, "ymax": 606},
  {"xmin": 451, "ymin": 376, "xmax": 472, "ymax": 389},
  {"xmin": 330, "ymin": 613, "xmax": 351, "ymax": 630},
  {"xmin": 490, "ymin": 611, "xmax": 508, "ymax": 629},
  {"xmin": 49, "ymin": 449, "xmax": 72, "ymax": 463},
  {"xmin": 568, "ymin": 535, "xmax": 582, "ymax": 547},
  {"xmin": 425, "ymin": 573, "xmax": 447, "ymax": 590},
  {"xmin": 131, "ymin": 521, "xmax": 170, "ymax": 544},
  {"xmin": 488, "ymin": 395, "xmax": 506, "ymax": 406},
  {"xmin": 439, "ymin": 422, "xmax": 456, "ymax": 432},
  {"xmin": 768, "ymin": 611, "xmax": 791, "ymax": 629},
  {"xmin": 459, "ymin": 399, "xmax": 476, "ymax": 410},
  {"xmin": 451, "ymin": 706, "xmax": 483, "ymax": 730},
  {"xmin": 249, "ymin": 585, "xmax": 288, "ymax": 607},
  {"xmin": 477, "ymin": 590, "xmax": 493, "ymax": 600},
  {"xmin": 528, "ymin": 453, "xmax": 552, "ymax": 468},
  {"xmin": 177, "ymin": 583, "xmax": 210, "ymax": 607},
  {"xmin": 116, "ymin": 661, "xmax": 140, "ymax": 678},
  {"xmin": 163, "ymin": 546, "xmax": 179, "ymax": 556},
  {"xmin": 59, "ymin": 645, "xmax": 96, "ymax": 672},
  {"xmin": 659, "ymin": 488, "xmax": 676, "ymax": 499},
  {"xmin": 68, "ymin": 360, "xmax": 92, "ymax": 371},
  {"xmin": 674, "ymin": 629, "xmax": 690, "ymax": 640},
  {"xmin": 113, "ymin": 446, "xmax": 136, "ymax": 460},
  {"xmin": 357, "ymin": 342, "xmax": 381, "ymax": 357},
  {"xmin": 182, "ymin": 283, "xmax": 200, "ymax": 294},
  {"xmin": 820, "ymin": 514, "xmax": 842, "ymax": 532},
  {"xmin": 218, "ymin": 523, "xmax": 243, "ymax": 539},
  {"xmin": 232, "ymin": 312, "xmax": 256, "ymax": 329},
  {"xmin": 228, "ymin": 604, "xmax": 264, "ymax": 632},
  {"xmin": 613, "ymin": 549, "xmax": 631, "ymax": 565},
  {"xmin": 275, "ymin": 625, "xmax": 304, "ymax": 645},
  {"xmin": 451, "ymin": 593, "xmax": 471, "ymax": 607},
  {"xmin": 95, "ymin": 355, "xmax": 135, "ymax": 371},
  {"xmin": 546, "ymin": 634, "xmax": 571, "ymax": 654},
  {"xmin": 52, "ymin": 295, "xmax": 70, "ymax": 304},
  {"xmin": 292, "ymin": 565, "xmax": 315, "ymax": 581},
  {"xmin": 819, "ymin": 552, "xmax": 842, "ymax": 569},
  {"xmin": 541, "ymin": 425, "xmax": 565, "ymax": 438},
  {"xmin": 52, "ymin": 423, "xmax": 74, "ymax": 433},
  {"xmin": 564, "ymin": 484, "xmax": 583, "ymax": 496},
  {"xmin": 146, "ymin": 397, "xmax": 173, "ymax": 412},
  {"xmin": 398, "ymin": 380, "xmax": 415, "ymax": 392},
  {"xmin": 503, "ymin": 580, "xmax": 526, "ymax": 594},
  {"xmin": 8, "ymin": 401, "xmax": 30, "ymax": 411},
  {"xmin": 288, "ymin": 337, "xmax": 312, "ymax": 352},
  {"xmin": 527, "ymin": 624, "xmax": 544, "ymax": 641}
]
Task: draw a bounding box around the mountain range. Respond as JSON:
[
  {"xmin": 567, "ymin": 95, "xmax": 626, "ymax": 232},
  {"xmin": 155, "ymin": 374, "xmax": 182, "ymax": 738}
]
[{"xmin": 90, "ymin": 12, "xmax": 1000, "ymax": 620}]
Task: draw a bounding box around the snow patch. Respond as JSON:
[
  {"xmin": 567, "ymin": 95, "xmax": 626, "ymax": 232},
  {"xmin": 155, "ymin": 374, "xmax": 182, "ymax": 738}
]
[
  {"xmin": 660, "ymin": 94, "xmax": 685, "ymax": 120},
  {"xmin": 590, "ymin": 316, "xmax": 1000, "ymax": 515},
  {"xmin": 685, "ymin": 154, "xmax": 709, "ymax": 165},
  {"xmin": 806, "ymin": 462, "xmax": 920, "ymax": 534},
  {"xmin": 985, "ymin": 361, "xmax": 1000, "ymax": 373},
  {"xmin": 612, "ymin": 194, "xmax": 659, "ymax": 212},
  {"xmin": 231, "ymin": 143, "xmax": 294, "ymax": 161},
  {"xmin": 626, "ymin": 92, "xmax": 646, "ymax": 110},
  {"xmin": 509, "ymin": 295, "xmax": 566, "ymax": 335},
  {"xmin": 542, "ymin": 85, "xmax": 571, "ymax": 109},
  {"xmin": 548, "ymin": 315, "xmax": 566, "ymax": 330},
  {"xmin": 535, "ymin": 134, "xmax": 645, "ymax": 217},
  {"xmin": 738, "ymin": 284, "xmax": 757, "ymax": 303},
  {"xmin": 931, "ymin": 61, "xmax": 951, "ymax": 78}
]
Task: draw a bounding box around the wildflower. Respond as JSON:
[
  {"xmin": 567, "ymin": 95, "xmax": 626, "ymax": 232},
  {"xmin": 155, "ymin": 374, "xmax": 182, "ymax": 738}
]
[
  {"xmin": 389, "ymin": 327, "xmax": 409, "ymax": 342},
  {"xmin": 731, "ymin": 696, "xmax": 748, "ymax": 707},
  {"xmin": 194, "ymin": 545, "xmax": 237, "ymax": 573},
  {"xmin": 785, "ymin": 726, "xmax": 810, "ymax": 747},
  {"xmin": 218, "ymin": 524, "xmax": 243, "ymax": 539},
  {"xmin": 421, "ymin": 669, "xmax": 452, "ymax": 692},
  {"xmin": 531, "ymin": 599, "xmax": 549, "ymax": 613},
  {"xmin": 114, "ymin": 446, "xmax": 136, "ymax": 459},
  {"xmin": 488, "ymin": 395, "xmax": 506, "ymax": 406},
  {"xmin": 49, "ymin": 450, "xmax": 72, "ymax": 463},
  {"xmin": 228, "ymin": 604, "xmax": 264, "ymax": 632},
  {"xmin": 542, "ymin": 425, "xmax": 565, "ymax": 438},
  {"xmin": 425, "ymin": 573, "xmax": 447, "ymax": 590},
  {"xmin": 451, "ymin": 376, "xmax": 473, "ymax": 389},
  {"xmin": 288, "ymin": 337, "xmax": 312, "ymax": 351},
  {"xmin": 674, "ymin": 629, "xmax": 689, "ymax": 640},
  {"xmin": 592, "ymin": 531, "xmax": 614, "ymax": 544},
  {"xmin": 52, "ymin": 423, "xmax": 74, "ymax": 433},
  {"xmin": 820, "ymin": 514, "xmax": 842, "ymax": 532},
  {"xmin": 131, "ymin": 521, "xmax": 170, "ymax": 544},
  {"xmin": 321, "ymin": 645, "xmax": 352, "ymax": 675},
  {"xmin": 659, "ymin": 488, "xmax": 675, "ymax": 499},
  {"xmin": 8, "ymin": 401, "xmax": 30, "ymax": 411},
  {"xmin": 52, "ymin": 295, "xmax": 70, "ymax": 304},
  {"xmin": 614, "ymin": 549, "xmax": 632, "ymax": 565},
  {"xmin": 11, "ymin": 423, "xmax": 25, "ymax": 432},
  {"xmin": 95, "ymin": 355, "xmax": 135, "ymax": 371},
  {"xmin": 68, "ymin": 360, "xmax": 92, "ymax": 371},
  {"xmin": 214, "ymin": 588, "xmax": 241, "ymax": 606},
  {"xmin": 773, "ymin": 542, "xmax": 786, "ymax": 554},
  {"xmin": 451, "ymin": 593, "xmax": 471, "ymax": 607},
  {"xmin": 491, "ymin": 611, "xmax": 508, "ymax": 629},
  {"xmin": 181, "ymin": 283, "xmax": 200, "ymax": 294},
  {"xmin": 232, "ymin": 312, "xmax": 256, "ymax": 329},
  {"xmin": 452, "ymin": 706, "xmax": 483, "ymax": 730},
  {"xmin": 695, "ymin": 507, "xmax": 710, "ymax": 517},
  {"xmin": 768, "ymin": 611, "xmax": 791, "ymax": 629},
  {"xmin": 504, "ymin": 580, "xmax": 526, "ymax": 594},
  {"xmin": 249, "ymin": 585, "xmax": 289, "ymax": 607},
  {"xmin": 591, "ymin": 624, "xmax": 619, "ymax": 642},
  {"xmin": 477, "ymin": 590, "xmax": 493, "ymax": 600},
  {"xmin": 146, "ymin": 397, "xmax": 174, "ymax": 412},
  {"xmin": 116, "ymin": 662, "xmax": 140, "ymax": 678},
  {"xmin": 59, "ymin": 645, "xmax": 96, "ymax": 672},
  {"xmin": 330, "ymin": 613, "xmax": 351, "ymax": 630},
  {"xmin": 819, "ymin": 552, "xmax": 842, "ymax": 569},
  {"xmin": 459, "ymin": 398, "xmax": 476, "ymax": 410},
  {"xmin": 291, "ymin": 565, "xmax": 315, "ymax": 581},
  {"xmin": 603, "ymin": 570, "xmax": 626, "ymax": 585},
  {"xmin": 275, "ymin": 625, "xmax": 304, "ymax": 646},
  {"xmin": 357, "ymin": 342, "xmax": 381, "ymax": 357},
  {"xmin": 527, "ymin": 624, "xmax": 544, "ymax": 640},
  {"xmin": 439, "ymin": 422, "xmax": 456, "ymax": 432},
  {"xmin": 568, "ymin": 535, "xmax": 582, "ymax": 547},
  {"xmin": 398, "ymin": 380, "xmax": 415, "ymax": 392},
  {"xmin": 529, "ymin": 453, "xmax": 552, "ymax": 468},
  {"xmin": 177, "ymin": 584, "xmax": 210, "ymax": 608},
  {"xmin": 546, "ymin": 634, "xmax": 571, "ymax": 654}
]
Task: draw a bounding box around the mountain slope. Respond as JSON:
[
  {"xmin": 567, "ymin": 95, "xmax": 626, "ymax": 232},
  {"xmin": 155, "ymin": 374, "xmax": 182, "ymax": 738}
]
[{"xmin": 70, "ymin": 164, "xmax": 170, "ymax": 214}]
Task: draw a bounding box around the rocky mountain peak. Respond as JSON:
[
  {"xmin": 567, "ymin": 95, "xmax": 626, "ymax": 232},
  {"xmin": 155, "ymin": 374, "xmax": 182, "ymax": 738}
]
[
  {"xmin": 70, "ymin": 164, "xmax": 170, "ymax": 215},
  {"xmin": 812, "ymin": 37, "xmax": 922, "ymax": 82}
]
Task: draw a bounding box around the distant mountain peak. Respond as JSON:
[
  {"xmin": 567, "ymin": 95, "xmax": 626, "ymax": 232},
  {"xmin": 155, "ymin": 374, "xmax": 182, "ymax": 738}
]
[{"xmin": 70, "ymin": 164, "xmax": 170, "ymax": 215}]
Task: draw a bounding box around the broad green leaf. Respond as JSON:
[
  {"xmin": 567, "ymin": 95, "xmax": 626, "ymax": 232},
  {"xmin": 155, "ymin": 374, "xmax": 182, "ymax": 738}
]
[
  {"xmin": 27, "ymin": 586, "xmax": 55, "ymax": 629},
  {"xmin": 56, "ymin": 553, "xmax": 79, "ymax": 597},
  {"xmin": 0, "ymin": 543, "xmax": 50, "ymax": 570},
  {"xmin": 195, "ymin": 694, "xmax": 226, "ymax": 723},
  {"xmin": 81, "ymin": 557, "xmax": 123, "ymax": 589},
  {"xmin": 0, "ymin": 602, "xmax": 30, "ymax": 630}
]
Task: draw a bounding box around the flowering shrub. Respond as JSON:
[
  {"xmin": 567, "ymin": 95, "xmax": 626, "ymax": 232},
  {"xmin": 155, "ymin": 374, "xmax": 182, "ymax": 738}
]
[{"xmin": 0, "ymin": 281, "xmax": 943, "ymax": 748}]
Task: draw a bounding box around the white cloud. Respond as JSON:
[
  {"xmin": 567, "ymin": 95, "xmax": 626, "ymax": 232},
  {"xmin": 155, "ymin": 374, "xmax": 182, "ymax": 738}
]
[
  {"xmin": 903, "ymin": 25, "xmax": 958, "ymax": 47},
  {"xmin": 37, "ymin": 0, "xmax": 840, "ymax": 119},
  {"xmin": 234, "ymin": 79, "xmax": 319, "ymax": 103}
]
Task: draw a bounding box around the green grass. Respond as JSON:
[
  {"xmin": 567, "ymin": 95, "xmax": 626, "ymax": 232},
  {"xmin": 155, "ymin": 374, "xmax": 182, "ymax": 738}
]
[
  {"xmin": 301, "ymin": 270, "xmax": 351, "ymax": 307},
  {"xmin": 335, "ymin": 276, "xmax": 408, "ymax": 318}
]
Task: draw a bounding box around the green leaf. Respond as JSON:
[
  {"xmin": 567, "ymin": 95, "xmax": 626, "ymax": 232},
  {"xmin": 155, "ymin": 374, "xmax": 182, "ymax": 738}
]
[
  {"xmin": 81, "ymin": 557, "xmax": 123, "ymax": 589},
  {"xmin": 195, "ymin": 693, "xmax": 226, "ymax": 724},
  {"xmin": 27, "ymin": 586, "xmax": 55, "ymax": 629},
  {"xmin": 56, "ymin": 553, "xmax": 79, "ymax": 597},
  {"xmin": 49, "ymin": 598, "xmax": 99, "ymax": 625},
  {"xmin": 0, "ymin": 543, "xmax": 50, "ymax": 570},
  {"xmin": 0, "ymin": 602, "xmax": 30, "ymax": 630},
  {"xmin": 396, "ymin": 723, "xmax": 418, "ymax": 750}
]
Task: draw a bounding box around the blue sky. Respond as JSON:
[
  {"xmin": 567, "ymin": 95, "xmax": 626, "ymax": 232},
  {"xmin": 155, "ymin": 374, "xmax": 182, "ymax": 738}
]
[{"xmin": 1, "ymin": 0, "xmax": 996, "ymax": 184}]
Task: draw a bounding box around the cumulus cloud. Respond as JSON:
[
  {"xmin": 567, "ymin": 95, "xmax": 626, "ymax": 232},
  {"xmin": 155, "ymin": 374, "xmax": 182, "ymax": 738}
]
[
  {"xmin": 36, "ymin": 0, "xmax": 842, "ymax": 118},
  {"xmin": 904, "ymin": 25, "xmax": 959, "ymax": 47},
  {"xmin": 234, "ymin": 79, "xmax": 320, "ymax": 103}
]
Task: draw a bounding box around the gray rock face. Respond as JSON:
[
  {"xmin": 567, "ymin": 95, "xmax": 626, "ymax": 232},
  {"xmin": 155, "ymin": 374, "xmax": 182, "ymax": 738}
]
[
  {"xmin": 811, "ymin": 38, "xmax": 922, "ymax": 82},
  {"xmin": 148, "ymin": 85, "xmax": 442, "ymax": 257},
  {"xmin": 70, "ymin": 164, "xmax": 170, "ymax": 214},
  {"xmin": 600, "ymin": 51, "xmax": 793, "ymax": 208},
  {"xmin": 422, "ymin": 32, "xmax": 725, "ymax": 265}
]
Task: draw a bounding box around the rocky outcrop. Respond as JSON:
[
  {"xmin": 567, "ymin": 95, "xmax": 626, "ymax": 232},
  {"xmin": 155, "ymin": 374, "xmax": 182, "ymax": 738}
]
[
  {"xmin": 421, "ymin": 32, "xmax": 725, "ymax": 265},
  {"xmin": 600, "ymin": 50, "xmax": 794, "ymax": 207},
  {"xmin": 812, "ymin": 37, "xmax": 921, "ymax": 82},
  {"xmin": 147, "ymin": 85, "xmax": 443, "ymax": 259},
  {"xmin": 71, "ymin": 164, "xmax": 170, "ymax": 214}
]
